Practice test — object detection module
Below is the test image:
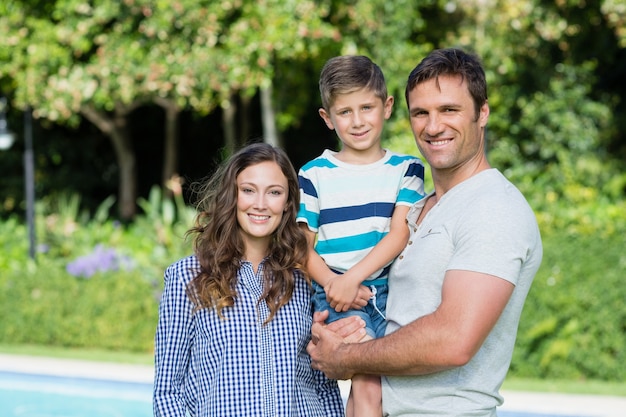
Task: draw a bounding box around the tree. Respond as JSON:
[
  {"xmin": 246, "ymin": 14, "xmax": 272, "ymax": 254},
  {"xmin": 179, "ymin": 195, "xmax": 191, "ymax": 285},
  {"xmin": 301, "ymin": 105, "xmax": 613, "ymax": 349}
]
[
  {"xmin": 446, "ymin": 0, "xmax": 623, "ymax": 201},
  {"xmin": 1, "ymin": 0, "xmax": 219, "ymax": 219},
  {"xmin": 0, "ymin": 0, "xmax": 339, "ymax": 219}
]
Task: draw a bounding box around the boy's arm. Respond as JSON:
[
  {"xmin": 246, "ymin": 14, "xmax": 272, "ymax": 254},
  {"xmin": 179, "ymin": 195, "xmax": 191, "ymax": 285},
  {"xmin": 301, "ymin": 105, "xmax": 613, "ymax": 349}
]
[
  {"xmin": 300, "ymin": 224, "xmax": 371, "ymax": 311},
  {"xmin": 300, "ymin": 224, "xmax": 338, "ymax": 289},
  {"xmin": 327, "ymin": 205, "xmax": 410, "ymax": 312}
]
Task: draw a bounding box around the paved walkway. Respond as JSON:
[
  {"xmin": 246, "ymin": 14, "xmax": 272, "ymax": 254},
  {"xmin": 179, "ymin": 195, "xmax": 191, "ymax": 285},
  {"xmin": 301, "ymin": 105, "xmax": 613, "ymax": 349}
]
[
  {"xmin": 1, "ymin": 354, "xmax": 625, "ymax": 416},
  {"xmin": 0, "ymin": 353, "xmax": 154, "ymax": 383}
]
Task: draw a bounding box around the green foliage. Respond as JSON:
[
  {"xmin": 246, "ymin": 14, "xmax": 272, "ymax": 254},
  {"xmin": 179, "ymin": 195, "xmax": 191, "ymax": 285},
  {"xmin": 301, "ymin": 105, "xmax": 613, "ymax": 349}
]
[
  {"xmin": 510, "ymin": 232, "xmax": 626, "ymax": 381},
  {"xmin": 133, "ymin": 185, "xmax": 196, "ymax": 279},
  {"xmin": 0, "ymin": 262, "xmax": 158, "ymax": 352},
  {"xmin": 489, "ymin": 62, "xmax": 613, "ymax": 200},
  {"xmin": 0, "ymin": 0, "xmax": 625, "ymax": 382},
  {"xmin": 2, "ymin": 188, "xmax": 625, "ymax": 382},
  {"xmin": 0, "ymin": 189, "xmax": 195, "ymax": 353}
]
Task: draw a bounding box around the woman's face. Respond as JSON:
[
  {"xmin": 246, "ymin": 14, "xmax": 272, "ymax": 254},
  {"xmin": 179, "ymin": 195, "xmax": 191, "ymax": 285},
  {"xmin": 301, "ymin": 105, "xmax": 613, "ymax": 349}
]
[{"xmin": 236, "ymin": 160, "xmax": 289, "ymax": 253}]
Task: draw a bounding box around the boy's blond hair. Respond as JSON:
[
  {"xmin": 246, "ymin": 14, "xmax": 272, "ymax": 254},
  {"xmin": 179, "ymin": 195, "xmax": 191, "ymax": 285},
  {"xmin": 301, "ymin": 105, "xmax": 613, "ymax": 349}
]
[{"xmin": 319, "ymin": 55, "xmax": 388, "ymax": 111}]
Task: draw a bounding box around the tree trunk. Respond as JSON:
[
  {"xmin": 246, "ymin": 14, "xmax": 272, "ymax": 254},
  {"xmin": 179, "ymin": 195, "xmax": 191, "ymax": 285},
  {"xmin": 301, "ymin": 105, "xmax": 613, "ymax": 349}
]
[
  {"xmin": 222, "ymin": 93, "xmax": 237, "ymax": 156},
  {"xmin": 240, "ymin": 94, "xmax": 251, "ymax": 146},
  {"xmin": 260, "ymin": 83, "xmax": 280, "ymax": 147},
  {"xmin": 81, "ymin": 104, "xmax": 138, "ymax": 220},
  {"xmin": 156, "ymin": 98, "xmax": 180, "ymax": 197},
  {"xmin": 112, "ymin": 124, "xmax": 137, "ymax": 220}
]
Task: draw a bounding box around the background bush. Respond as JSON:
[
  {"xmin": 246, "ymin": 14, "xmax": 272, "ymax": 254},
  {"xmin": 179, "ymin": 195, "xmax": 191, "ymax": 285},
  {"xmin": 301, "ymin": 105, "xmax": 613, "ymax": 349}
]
[
  {"xmin": 0, "ymin": 187, "xmax": 624, "ymax": 382},
  {"xmin": 0, "ymin": 187, "xmax": 194, "ymax": 353},
  {"xmin": 512, "ymin": 231, "xmax": 626, "ymax": 381}
]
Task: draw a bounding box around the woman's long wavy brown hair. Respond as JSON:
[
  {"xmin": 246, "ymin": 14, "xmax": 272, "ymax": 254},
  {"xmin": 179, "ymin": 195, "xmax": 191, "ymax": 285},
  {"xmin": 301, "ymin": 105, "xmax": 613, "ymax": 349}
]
[{"xmin": 186, "ymin": 142, "xmax": 309, "ymax": 323}]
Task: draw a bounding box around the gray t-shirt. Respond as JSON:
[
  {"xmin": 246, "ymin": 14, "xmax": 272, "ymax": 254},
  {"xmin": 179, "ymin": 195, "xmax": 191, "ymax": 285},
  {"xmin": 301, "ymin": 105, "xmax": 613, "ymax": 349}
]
[{"xmin": 383, "ymin": 169, "xmax": 543, "ymax": 417}]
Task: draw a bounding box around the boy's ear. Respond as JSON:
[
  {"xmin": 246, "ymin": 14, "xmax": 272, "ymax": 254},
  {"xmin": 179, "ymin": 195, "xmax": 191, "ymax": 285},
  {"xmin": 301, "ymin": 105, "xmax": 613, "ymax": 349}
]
[{"xmin": 318, "ymin": 108, "xmax": 335, "ymax": 130}]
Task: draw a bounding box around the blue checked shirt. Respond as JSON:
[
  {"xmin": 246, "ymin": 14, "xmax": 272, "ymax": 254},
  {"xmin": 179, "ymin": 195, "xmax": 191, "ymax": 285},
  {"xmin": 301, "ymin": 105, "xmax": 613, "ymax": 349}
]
[{"xmin": 153, "ymin": 255, "xmax": 344, "ymax": 417}]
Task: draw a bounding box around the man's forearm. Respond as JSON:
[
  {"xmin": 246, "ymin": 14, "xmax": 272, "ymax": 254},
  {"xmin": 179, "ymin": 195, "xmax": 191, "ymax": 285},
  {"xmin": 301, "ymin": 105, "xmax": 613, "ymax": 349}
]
[
  {"xmin": 337, "ymin": 325, "xmax": 455, "ymax": 377},
  {"xmin": 309, "ymin": 313, "xmax": 458, "ymax": 380}
]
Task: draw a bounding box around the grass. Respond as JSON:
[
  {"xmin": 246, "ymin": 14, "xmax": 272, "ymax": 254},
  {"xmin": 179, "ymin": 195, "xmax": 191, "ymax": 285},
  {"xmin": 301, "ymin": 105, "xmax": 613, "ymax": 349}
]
[
  {"xmin": 502, "ymin": 377, "xmax": 626, "ymax": 397},
  {"xmin": 0, "ymin": 343, "xmax": 153, "ymax": 365},
  {"xmin": 1, "ymin": 343, "xmax": 625, "ymax": 397}
]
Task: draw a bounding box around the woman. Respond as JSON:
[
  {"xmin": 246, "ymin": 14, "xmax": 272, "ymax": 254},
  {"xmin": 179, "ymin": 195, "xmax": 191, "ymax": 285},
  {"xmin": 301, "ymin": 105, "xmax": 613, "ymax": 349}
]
[{"xmin": 153, "ymin": 143, "xmax": 344, "ymax": 416}]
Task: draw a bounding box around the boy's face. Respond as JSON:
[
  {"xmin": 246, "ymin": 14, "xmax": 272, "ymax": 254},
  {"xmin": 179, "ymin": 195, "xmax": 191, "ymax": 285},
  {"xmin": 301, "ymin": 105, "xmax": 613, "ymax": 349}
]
[{"xmin": 319, "ymin": 88, "xmax": 393, "ymax": 158}]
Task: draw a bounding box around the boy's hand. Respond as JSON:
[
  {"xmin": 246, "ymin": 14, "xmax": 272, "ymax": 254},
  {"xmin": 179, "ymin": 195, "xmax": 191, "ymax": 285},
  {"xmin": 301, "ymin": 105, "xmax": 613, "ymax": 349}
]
[
  {"xmin": 325, "ymin": 272, "xmax": 367, "ymax": 312},
  {"xmin": 350, "ymin": 285, "xmax": 373, "ymax": 309}
]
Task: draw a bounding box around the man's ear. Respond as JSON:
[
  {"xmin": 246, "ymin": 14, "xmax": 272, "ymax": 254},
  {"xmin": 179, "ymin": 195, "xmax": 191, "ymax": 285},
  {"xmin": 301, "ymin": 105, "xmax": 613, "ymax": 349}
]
[{"xmin": 478, "ymin": 101, "xmax": 490, "ymax": 127}]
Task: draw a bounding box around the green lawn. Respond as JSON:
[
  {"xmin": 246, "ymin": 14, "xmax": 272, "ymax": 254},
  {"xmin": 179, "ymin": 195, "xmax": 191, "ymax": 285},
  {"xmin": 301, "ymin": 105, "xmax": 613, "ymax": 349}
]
[
  {"xmin": 502, "ymin": 377, "xmax": 626, "ymax": 397},
  {"xmin": 1, "ymin": 343, "xmax": 625, "ymax": 397},
  {"xmin": 0, "ymin": 343, "xmax": 153, "ymax": 365}
]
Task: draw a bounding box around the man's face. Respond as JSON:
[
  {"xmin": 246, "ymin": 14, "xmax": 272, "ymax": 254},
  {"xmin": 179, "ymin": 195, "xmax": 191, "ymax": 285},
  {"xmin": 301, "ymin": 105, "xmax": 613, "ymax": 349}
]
[{"xmin": 407, "ymin": 75, "xmax": 489, "ymax": 175}]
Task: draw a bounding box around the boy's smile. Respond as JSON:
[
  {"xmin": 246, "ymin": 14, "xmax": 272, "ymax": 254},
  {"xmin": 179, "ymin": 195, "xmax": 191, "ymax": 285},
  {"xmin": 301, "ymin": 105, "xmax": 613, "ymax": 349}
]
[{"xmin": 319, "ymin": 88, "xmax": 394, "ymax": 164}]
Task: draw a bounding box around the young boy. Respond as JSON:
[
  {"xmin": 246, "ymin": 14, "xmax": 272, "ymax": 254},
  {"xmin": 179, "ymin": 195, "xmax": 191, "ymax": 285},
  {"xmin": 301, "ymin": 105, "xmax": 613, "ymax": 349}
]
[{"xmin": 297, "ymin": 55, "xmax": 425, "ymax": 417}]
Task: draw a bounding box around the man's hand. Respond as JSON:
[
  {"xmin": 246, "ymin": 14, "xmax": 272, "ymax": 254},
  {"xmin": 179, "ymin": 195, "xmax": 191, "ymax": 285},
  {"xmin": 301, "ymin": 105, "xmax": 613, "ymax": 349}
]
[
  {"xmin": 311, "ymin": 310, "xmax": 367, "ymax": 343},
  {"xmin": 308, "ymin": 311, "xmax": 366, "ymax": 379},
  {"xmin": 308, "ymin": 321, "xmax": 354, "ymax": 379}
]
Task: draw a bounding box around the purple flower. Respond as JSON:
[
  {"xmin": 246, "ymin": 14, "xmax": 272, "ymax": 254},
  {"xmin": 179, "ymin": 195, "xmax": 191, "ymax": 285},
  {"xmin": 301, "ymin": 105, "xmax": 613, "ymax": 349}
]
[{"xmin": 66, "ymin": 244, "xmax": 134, "ymax": 278}]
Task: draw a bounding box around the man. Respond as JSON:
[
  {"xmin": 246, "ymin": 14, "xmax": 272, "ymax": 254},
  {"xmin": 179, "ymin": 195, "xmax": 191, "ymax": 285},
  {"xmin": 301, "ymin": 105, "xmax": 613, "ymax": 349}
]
[{"xmin": 307, "ymin": 48, "xmax": 543, "ymax": 417}]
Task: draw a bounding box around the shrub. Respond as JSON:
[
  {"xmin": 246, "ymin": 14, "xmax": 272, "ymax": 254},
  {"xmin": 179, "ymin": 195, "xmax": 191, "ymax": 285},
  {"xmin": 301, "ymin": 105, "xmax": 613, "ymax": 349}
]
[
  {"xmin": 0, "ymin": 189, "xmax": 194, "ymax": 353},
  {"xmin": 0, "ymin": 189, "xmax": 624, "ymax": 382},
  {"xmin": 509, "ymin": 231, "xmax": 626, "ymax": 381},
  {"xmin": 0, "ymin": 259, "xmax": 159, "ymax": 352}
]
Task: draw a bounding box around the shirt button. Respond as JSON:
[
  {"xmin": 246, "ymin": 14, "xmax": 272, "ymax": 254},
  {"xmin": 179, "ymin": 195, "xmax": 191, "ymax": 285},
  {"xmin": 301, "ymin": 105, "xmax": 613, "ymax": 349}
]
[
  {"xmin": 398, "ymin": 255, "xmax": 404, "ymax": 260},
  {"xmin": 408, "ymin": 240, "xmax": 413, "ymax": 245}
]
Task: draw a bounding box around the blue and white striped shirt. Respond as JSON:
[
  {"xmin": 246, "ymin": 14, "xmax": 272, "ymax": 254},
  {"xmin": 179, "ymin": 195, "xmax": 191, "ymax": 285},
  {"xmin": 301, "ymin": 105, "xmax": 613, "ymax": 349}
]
[
  {"xmin": 297, "ymin": 149, "xmax": 425, "ymax": 284},
  {"xmin": 153, "ymin": 255, "xmax": 344, "ymax": 417}
]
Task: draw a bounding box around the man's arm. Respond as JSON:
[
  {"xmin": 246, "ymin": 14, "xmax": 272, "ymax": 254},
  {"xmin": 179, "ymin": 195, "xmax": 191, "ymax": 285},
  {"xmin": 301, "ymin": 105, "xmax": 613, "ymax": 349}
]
[
  {"xmin": 307, "ymin": 270, "xmax": 514, "ymax": 379},
  {"xmin": 313, "ymin": 310, "xmax": 367, "ymax": 344},
  {"xmin": 326, "ymin": 205, "xmax": 411, "ymax": 312}
]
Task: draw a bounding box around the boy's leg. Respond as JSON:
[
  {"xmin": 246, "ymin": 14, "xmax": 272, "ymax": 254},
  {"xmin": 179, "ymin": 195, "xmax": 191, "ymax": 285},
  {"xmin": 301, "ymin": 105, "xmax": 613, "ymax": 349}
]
[
  {"xmin": 345, "ymin": 335, "xmax": 382, "ymax": 417},
  {"xmin": 349, "ymin": 373, "xmax": 382, "ymax": 417}
]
